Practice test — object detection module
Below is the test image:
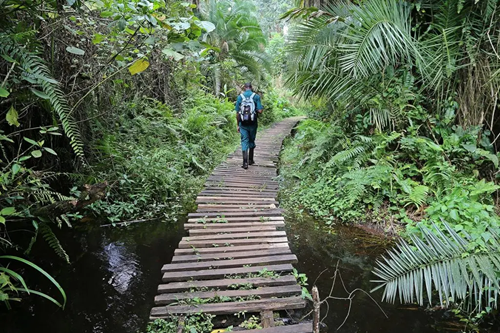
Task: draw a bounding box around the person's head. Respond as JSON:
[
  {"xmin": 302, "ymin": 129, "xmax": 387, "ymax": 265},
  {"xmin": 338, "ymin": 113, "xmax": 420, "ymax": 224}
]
[{"xmin": 244, "ymin": 82, "xmax": 252, "ymax": 90}]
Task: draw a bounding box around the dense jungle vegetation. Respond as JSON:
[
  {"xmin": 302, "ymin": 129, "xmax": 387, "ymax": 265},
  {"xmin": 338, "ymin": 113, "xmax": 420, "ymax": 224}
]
[
  {"xmin": 279, "ymin": 0, "xmax": 500, "ymax": 329},
  {"xmin": 0, "ymin": 0, "xmax": 302, "ymax": 312},
  {"xmin": 2, "ymin": 0, "xmax": 500, "ymax": 331}
]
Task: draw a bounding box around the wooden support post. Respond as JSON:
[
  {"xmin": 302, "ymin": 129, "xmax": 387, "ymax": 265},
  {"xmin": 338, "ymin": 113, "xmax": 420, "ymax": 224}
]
[
  {"xmin": 261, "ymin": 310, "xmax": 274, "ymax": 328},
  {"xmin": 177, "ymin": 316, "xmax": 184, "ymax": 333},
  {"xmin": 312, "ymin": 286, "xmax": 320, "ymax": 333}
]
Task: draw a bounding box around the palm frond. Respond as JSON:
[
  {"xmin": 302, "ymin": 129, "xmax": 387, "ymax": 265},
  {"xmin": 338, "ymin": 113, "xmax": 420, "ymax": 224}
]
[{"xmin": 372, "ymin": 222, "xmax": 500, "ymax": 312}]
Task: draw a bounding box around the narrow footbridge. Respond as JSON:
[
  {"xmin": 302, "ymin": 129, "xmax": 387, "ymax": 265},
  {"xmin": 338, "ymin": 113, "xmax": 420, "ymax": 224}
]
[{"xmin": 150, "ymin": 117, "xmax": 312, "ymax": 332}]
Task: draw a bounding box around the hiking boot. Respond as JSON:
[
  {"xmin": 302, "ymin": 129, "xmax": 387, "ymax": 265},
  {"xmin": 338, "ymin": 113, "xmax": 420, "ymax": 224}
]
[
  {"xmin": 249, "ymin": 148, "xmax": 255, "ymax": 165},
  {"xmin": 242, "ymin": 150, "xmax": 248, "ymax": 169}
]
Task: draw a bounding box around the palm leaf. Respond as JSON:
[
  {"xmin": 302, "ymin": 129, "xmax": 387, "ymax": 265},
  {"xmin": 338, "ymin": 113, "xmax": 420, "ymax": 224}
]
[{"xmin": 372, "ymin": 222, "xmax": 500, "ymax": 312}]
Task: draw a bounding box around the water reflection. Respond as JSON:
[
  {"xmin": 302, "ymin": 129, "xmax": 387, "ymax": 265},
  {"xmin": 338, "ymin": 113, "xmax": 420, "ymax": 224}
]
[
  {"xmin": 286, "ymin": 214, "xmax": 441, "ymax": 333},
  {"xmin": 0, "ymin": 220, "xmax": 184, "ymax": 333},
  {"xmin": 101, "ymin": 240, "xmax": 141, "ymax": 294}
]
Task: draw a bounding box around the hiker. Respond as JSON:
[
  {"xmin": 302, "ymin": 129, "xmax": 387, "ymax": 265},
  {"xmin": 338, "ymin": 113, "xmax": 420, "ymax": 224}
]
[{"xmin": 236, "ymin": 83, "xmax": 263, "ymax": 169}]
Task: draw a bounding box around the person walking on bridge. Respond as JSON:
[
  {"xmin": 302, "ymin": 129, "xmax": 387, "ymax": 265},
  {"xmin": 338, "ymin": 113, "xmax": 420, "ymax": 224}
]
[{"xmin": 236, "ymin": 83, "xmax": 263, "ymax": 169}]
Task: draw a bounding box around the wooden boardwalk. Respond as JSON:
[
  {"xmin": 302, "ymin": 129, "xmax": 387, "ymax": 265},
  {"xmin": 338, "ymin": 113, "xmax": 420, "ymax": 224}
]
[{"xmin": 150, "ymin": 118, "xmax": 312, "ymax": 332}]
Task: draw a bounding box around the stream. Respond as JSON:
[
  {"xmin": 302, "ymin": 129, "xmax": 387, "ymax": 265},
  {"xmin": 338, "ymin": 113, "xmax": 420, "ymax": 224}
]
[{"xmin": 1, "ymin": 214, "xmax": 456, "ymax": 333}]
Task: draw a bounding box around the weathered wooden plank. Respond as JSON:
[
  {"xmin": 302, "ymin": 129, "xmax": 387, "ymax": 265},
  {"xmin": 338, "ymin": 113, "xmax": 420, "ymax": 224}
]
[
  {"xmin": 196, "ymin": 206, "xmax": 277, "ymax": 212},
  {"xmin": 157, "ymin": 275, "xmax": 297, "ymax": 293},
  {"xmin": 187, "ymin": 216, "xmax": 284, "ymax": 223},
  {"xmin": 150, "ymin": 297, "xmax": 306, "ymax": 317},
  {"xmin": 188, "ymin": 210, "xmax": 283, "ymax": 218},
  {"xmin": 189, "ymin": 226, "xmax": 277, "ymax": 235},
  {"xmin": 185, "ymin": 221, "xmax": 285, "ymax": 230},
  {"xmin": 154, "ymin": 285, "xmax": 302, "ymax": 305},
  {"xmin": 241, "ymin": 323, "xmax": 313, "ymax": 333},
  {"xmin": 171, "ymin": 248, "xmax": 291, "ymax": 263},
  {"xmin": 162, "ymin": 264, "xmax": 294, "ymax": 282},
  {"xmin": 196, "ymin": 197, "xmax": 278, "ymax": 203},
  {"xmin": 184, "ymin": 231, "xmax": 287, "ymax": 241},
  {"xmin": 178, "ymin": 237, "xmax": 289, "ymax": 248},
  {"xmin": 174, "ymin": 243, "xmax": 289, "ymax": 255},
  {"xmin": 199, "ymin": 191, "xmax": 277, "ymax": 198},
  {"xmin": 162, "ymin": 254, "xmax": 298, "ymax": 272},
  {"xmin": 197, "ymin": 204, "xmax": 277, "ymax": 209}
]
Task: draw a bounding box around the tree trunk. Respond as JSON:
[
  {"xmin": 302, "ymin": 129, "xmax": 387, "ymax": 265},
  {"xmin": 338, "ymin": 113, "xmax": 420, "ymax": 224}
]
[{"xmin": 214, "ymin": 65, "xmax": 221, "ymax": 97}]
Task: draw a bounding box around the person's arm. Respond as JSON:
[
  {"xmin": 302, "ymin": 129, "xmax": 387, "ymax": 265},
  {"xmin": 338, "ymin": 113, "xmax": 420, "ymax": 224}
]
[
  {"xmin": 235, "ymin": 95, "xmax": 242, "ymax": 131},
  {"xmin": 255, "ymin": 94, "xmax": 263, "ymax": 114}
]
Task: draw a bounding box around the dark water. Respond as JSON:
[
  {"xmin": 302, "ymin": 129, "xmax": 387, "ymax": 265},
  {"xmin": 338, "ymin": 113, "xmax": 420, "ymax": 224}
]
[
  {"xmin": 286, "ymin": 214, "xmax": 458, "ymax": 333},
  {"xmin": 1, "ymin": 213, "xmax": 462, "ymax": 333},
  {"xmin": 0, "ymin": 219, "xmax": 185, "ymax": 333}
]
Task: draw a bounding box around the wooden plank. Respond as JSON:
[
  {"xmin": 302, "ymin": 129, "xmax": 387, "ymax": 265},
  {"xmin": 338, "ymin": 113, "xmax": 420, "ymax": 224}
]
[
  {"xmin": 241, "ymin": 323, "xmax": 313, "ymax": 333},
  {"xmin": 196, "ymin": 206, "xmax": 277, "ymax": 212},
  {"xmin": 154, "ymin": 285, "xmax": 302, "ymax": 305},
  {"xmin": 187, "ymin": 216, "xmax": 284, "ymax": 223},
  {"xmin": 201, "ymin": 187, "xmax": 278, "ymax": 193},
  {"xmin": 162, "ymin": 264, "xmax": 294, "ymax": 282},
  {"xmin": 171, "ymin": 248, "xmax": 291, "ymax": 263},
  {"xmin": 189, "ymin": 226, "xmax": 277, "ymax": 235},
  {"xmin": 174, "ymin": 243, "xmax": 289, "ymax": 255},
  {"xmin": 184, "ymin": 231, "xmax": 287, "ymax": 241},
  {"xmin": 188, "ymin": 210, "xmax": 283, "ymax": 218},
  {"xmin": 162, "ymin": 254, "xmax": 298, "ymax": 272},
  {"xmin": 150, "ymin": 297, "xmax": 306, "ymax": 317},
  {"xmin": 157, "ymin": 275, "xmax": 298, "ymax": 293},
  {"xmin": 178, "ymin": 237, "xmax": 289, "ymax": 248},
  {"xmin": 185, "ymin": 221, "xmax": 285, "ymax": 230},
  {"xmin": 196, "ymin": 197, "xmax": 278, "ymax": 202},
  {"xmin": 197, "ymin": 204, "xmax": 277, "ymax": 209},
  {"xmin": 199, "ymin": 191, "xmax": 277, "ymax": 198}
]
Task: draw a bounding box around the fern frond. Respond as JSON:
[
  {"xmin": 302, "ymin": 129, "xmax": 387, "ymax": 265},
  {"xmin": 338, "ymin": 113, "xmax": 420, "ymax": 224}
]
[
  {"xmin": 39, "ymin": 223, "xmax": 70, "ymax": 264},
  {"xmin": 0, "ymin": 37, "xmax": 85, "ymax": 160},
  {"xmin": 372, "ymin": 222, "xmax": 500, "ymax": 312},
  {"xmin": 330, "ymin": 145, "xmax": 366, "ymax": 165}
]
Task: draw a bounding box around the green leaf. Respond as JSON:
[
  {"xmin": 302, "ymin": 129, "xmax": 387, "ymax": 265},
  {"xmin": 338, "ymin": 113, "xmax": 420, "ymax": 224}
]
[
  {"xmin": 23, "ymin": 137, "xmax": 38, "ymax": 146},
  {"xmin": 11, "ymin": 164, "xmax": 21, "ymax": 176},
  {"xmin": 43, "ymin": 147, "xmax": 57, "ymax": 156},
  {"xmin": 1, "ymin": 54, "xmax": 16, "ymax": 63},
  {"xmin": 128, "ymin": 59, "xmax": 150, "ymax": 75},
  {"xmin": 1, "ymin": 207, "xmax": 15, "ymax": 216},
  {"xmin": 66, "ymin": 46, "xmax": 85, "ymax": 55},
  {"xmin": 0, "ymin": 216, "xmax": 5, "ymax": 224},
  {"xmin": 30, "ymin": 88, "xmax": 50, "ymax": 100},
  {"xmin": 162, "ymin": 49, "xmax": 184, "ymax": 61},
  {"xmin": 0, "ymin": 255, "xmax": 67, "ymax": 308},
  {"xmin": 19, "ymin": 156, "xmax": 31, "ymax": 162},
  {"xmin": 31, "ymin": 150, "xmax": 42, "ymax": 158},
  {"xmin": 6, "ymin": 106, "xmax": 20, "ymax": 127},
  {"xmin": 449, "ymin": 209, "xmax": 459, "ymax": 220},
  {"xmin": 92, "ymin": 34, "xmax": 105, "ymax": 44},
  {"xmin": 100, "ymin": 11, "xmax": 114, "ymax": 18},
  {"xmin": 0, "ymin": 86, "xmax": 9, "ymax": 98},
  {"xmin": 195, "ymin": 20, "xmax": 216, "ymax": 33}
]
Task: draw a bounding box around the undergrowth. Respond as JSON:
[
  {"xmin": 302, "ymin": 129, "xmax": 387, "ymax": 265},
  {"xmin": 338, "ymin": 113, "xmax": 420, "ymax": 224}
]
[
  {"xmin": 86, "ymin": 90, "xmax": 239, "ymax": 223},
  {"xmin": 279, "ymin": 110, "xmax": 500, "ymax": 247}
]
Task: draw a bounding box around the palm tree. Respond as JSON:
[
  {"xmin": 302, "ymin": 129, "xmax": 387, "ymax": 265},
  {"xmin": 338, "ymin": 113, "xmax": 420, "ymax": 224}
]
[
  {"xmin": 200, "ymin": 0, "xmax": 270, "ymax": 95},
  {"xmin": 285, "ymin": 0, "xmax": 500, "ymax": 131}
]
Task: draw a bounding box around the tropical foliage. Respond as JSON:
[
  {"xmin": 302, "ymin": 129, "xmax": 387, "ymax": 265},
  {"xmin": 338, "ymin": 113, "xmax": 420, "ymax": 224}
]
[
  {"xmin": 0, "ymin": 0, "xmax": 293, "ymax": 311},
  {"xmin": 279, "ymin": 0, "xmax": 500, "ymax": 324}
]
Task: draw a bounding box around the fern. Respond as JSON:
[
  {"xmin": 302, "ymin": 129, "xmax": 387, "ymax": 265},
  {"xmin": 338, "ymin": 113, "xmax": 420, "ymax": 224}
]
[
  {"xmin": 330, "ymin": 145, "xmax": 367, "ymax": 165},
  {"xmin": 0, "ymin": 36, "xmax": 85, "ymax": 160},
  {"xmin": 39, "ymin": 223, "xmax": 70, "ymax": 264}
]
